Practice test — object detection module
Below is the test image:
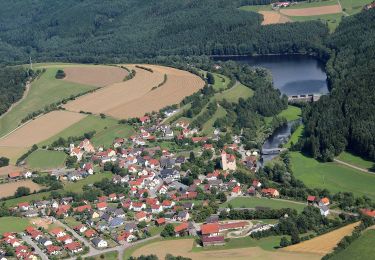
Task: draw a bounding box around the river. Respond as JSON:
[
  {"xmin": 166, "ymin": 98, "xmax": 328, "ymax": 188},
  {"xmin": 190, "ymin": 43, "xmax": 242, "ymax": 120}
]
[{"xmin": 214, "ymin": 55, "xmax": 328, "ymax": 95}]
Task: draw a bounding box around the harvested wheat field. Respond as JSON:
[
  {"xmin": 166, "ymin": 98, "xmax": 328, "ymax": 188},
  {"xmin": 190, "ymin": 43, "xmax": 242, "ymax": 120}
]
[
  {"xmin": 0, "ymin": 180, "xmax": 42, "ymax": 199},
  {"xmin": 0, "ymin": 165, "xmax": 25, "ymax": 178},
  {"xmin": 259, "ymin": 11, "xmax": 291, "ymax": 25},
  {"xmin": 106, "ymin": 65, "xmax": 205, "ymax": 118},
  {"xmin": 0, "ymin": 110, "xmax": 85, "ymax": 148},
  {"xmin": 280, "ymin": 5, "xmax": 342, "ymax": 16},
  {"xmin": 63, "ymin": 66, "xmax": 128, "ymax": 87},
  {"xmin": 64, "ymin": 65, "xmax": 205, "ymax": 119},
  {"xmin": 0, "ymin": 147, "xmax": 28, "ymax": 164},
  {"xmin": 132, "ymin": 239, "xmax": 320, "ymax": 260},
  {"xmin": 283, "ymin": 222, "xmax": 361, "ymax": 255}
]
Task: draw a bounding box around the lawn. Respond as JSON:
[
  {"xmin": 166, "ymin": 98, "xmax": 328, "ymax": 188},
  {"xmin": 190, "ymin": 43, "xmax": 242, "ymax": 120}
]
[
  {"xmin": 64, "ymin": 216, "xmax": 82, "ymax": 229},
  {"xmin": 221, "ymin": 197, "xmax": 306, "ymax": 212},
  {"xmin": 26, "ymin": 149, "xmax": 67, "ymax": 170},
  {"xmin": 0, "ymin": 217, "xmax": 31, "ymax": 235},
  {"xmin": 336, "ymin": 151, "xmax": 374, "ymax": 170},
  {"xmin": 91, "ymin": 124, "xmax": 135, "ymax": 147},
  {"xmin": 40, "ymin": 115, "xmax": 119, "ymax": 146},
  {"xmin": 0, "ymin": 67, "xmax": 96, "ymax": 138},
  {"xmin": 291, "ymin": 152, "xmax": 375, "ymax": 200},
  {"xmin": 212, "ymin": 73, "xmax": 230, "ymax": 91},
  {"xmin": 192, "ymin": 235, "xmax": 282, "ymax": 252},
  {"xmin": 87, "ymin": 251, "xmax": 118, "ymax": 260},
  {"xmin": 286, "ymin": 0, "xmax": 339, "ymax": 9},
  {"xmin": 284, "ymin": 124, "xmax": 304, "ymax": 149},
  {"xmin": 201, "ymin": 106, "xmax": 227, "ymax": 135},
  {"xmin": 239, "ymin": 5, "xmax": 272, "ymax": 12},
  {"xmin": 278, "ymin": 105, "xmax": 301, "ymax": 122},
  {"xmin": 215, "ymin": 83, "xmax": 254, "ymax": 103},
  {"xmin": 330, "ymin": 229, "xmax": 375, "ymax": 260},
  {"xmin": 340, "ymin": 0, "xmax": 374, "ymax": 15},
  {"xmin": 290, "ymin": 13, "xmax": 344, "ymax": 32},
  {"xmin": 123, "ymin": 237, "xmax": 163, "ymax": 260}
]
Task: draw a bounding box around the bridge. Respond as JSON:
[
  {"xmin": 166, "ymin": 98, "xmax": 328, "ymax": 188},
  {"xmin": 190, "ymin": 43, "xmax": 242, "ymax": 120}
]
[
  {"xmin": 261, "ymin": 148, "xmax": 287, "ymax": 155},
  {"xmin": 288, "ymin": 94, "xmax": 322, "ymax": 103}
]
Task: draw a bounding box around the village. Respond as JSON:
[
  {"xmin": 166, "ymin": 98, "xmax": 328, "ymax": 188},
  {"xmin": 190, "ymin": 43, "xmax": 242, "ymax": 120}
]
[{"xmin": 2, "ymin": 108, "xmax": 372, "ymax": 260}]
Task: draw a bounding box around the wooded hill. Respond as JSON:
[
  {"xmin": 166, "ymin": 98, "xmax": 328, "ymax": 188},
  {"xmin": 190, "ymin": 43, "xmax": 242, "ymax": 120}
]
[
  {"xmin": 299, "ymin": 9, "xmax": 375, "ymax": 161},
  {"xmin": 0, "ymin": 0, "xmax": 329, "ymax": 64}
]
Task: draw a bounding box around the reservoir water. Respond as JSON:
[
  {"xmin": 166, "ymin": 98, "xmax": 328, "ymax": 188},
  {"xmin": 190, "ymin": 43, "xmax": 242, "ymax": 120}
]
[{"xmin": 214, "ymin": 55, "xmax": 329, "ymax": 95}]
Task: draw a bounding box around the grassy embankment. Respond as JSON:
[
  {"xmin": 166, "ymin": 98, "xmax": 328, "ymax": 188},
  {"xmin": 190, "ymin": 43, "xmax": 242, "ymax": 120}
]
[
  {"xmin": 336, "ymin": 151, "xmax": 374, "ymax": 171},
  {"xmin": 290, "ymin": 152, "xmax": 375, "ymax": 200},
  {"xmin": 330, "ymin": 229, "xmax": 375, "ymax": 260}
]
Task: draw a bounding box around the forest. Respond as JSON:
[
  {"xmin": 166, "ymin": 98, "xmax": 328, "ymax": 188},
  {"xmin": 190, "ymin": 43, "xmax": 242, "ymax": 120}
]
[
  {"xmin": 299, "ymin": 9, "xmax": 375, "ymax": 161},
  {"xmin": 0, "ymin": 67, "xmax": 31, "ymax": 116},
  {"xmin": 0, "ymin": 0, "xmax": 329, "ymax": 64}
]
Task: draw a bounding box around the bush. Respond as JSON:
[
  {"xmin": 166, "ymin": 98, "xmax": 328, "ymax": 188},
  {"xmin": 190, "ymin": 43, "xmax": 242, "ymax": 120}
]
[
  {"xmin": 55, "ymin": 69, "xmax": 66, "ymax": 79},
  {"xmin": 0, "ymin": 157, "xmax": 9, "ymax": 167}
]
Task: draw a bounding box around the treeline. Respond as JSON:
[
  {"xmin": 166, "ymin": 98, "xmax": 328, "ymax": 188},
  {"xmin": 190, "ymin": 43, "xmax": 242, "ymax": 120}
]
[
  {"xmin": 298, "ymin": 9, "xmax": 375, "ymax": 161},
  {"xmin": 0, "ymin": 0, "xmax": 328, "ymax": 64},
  {"xmin": 0, "ymin": 67, "xmax": 33, "ymax": 116}
]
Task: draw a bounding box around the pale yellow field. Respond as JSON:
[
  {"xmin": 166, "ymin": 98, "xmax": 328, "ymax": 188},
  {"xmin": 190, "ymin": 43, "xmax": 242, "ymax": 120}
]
[
  {"xmin": 63, "ymin": 66, "xmax": 128, "ymax": 87},
  {"xmin": 64, "ymin": 65, "xmax": 205, "ymax": 119},
  {"xmin": 132, "ymin": 239, "xmax": 320, "ymax": 260},
  {"xmin": 259, "ymin": 11, "xmax": 291, "ymax": 25},
  {"xmin": 282, "ymin": 222, "xmax": 361, "ymax": 255},
  {"xmin": 0, "ymin": 180, "xmax": 42, "ymax": 198},
  {"xmin": 0, "ymin": 110, "xmax": 85, "ymax": 148},
  {"xmin": 280, "ymin": 5, "xmax": 342, "ymax": 16},
  {"xmin": 0, "ymin": 165, "xmax": 25, "ymax": 177},
  {"xmin": 0, "ymin": 147, "xmax": 28, "ymax": 164}
]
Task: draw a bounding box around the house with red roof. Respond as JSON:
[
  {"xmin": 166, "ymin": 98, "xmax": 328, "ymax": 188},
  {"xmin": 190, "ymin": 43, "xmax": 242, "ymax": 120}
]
[
  {"xmin": 202, "ymin": 235, "xmax": 225, "ymax": 247},
  {"xmin": 8, "ymin": 172, "xmax": 21, "ymax": 179},
  {"xmin": 57, "ymin": 235, "xmax": 73, "ymax": 245},
  {"xmin": 201, "ymin": 223, "xmax": 220, "ymax": 237},
  {"xmin": 261, "ymin": 188, "xmax": 279, "ymax": 198},
  {"xmin": 135, "ymin": 211, "xmax": 149, "ymax": 222},
  {"xmin": 361, "ymin": 209, "xmax": 375, "ymax": 218},
  {"xmin": 74, "ymin": 204, "xmax": 92, "ymax": 213},
  {"xmin": 319, "ymin": 197, "xmax": 330, "ymax": 206},
  {"xmin": 155, "ymin": 218, "xmax": 166, "ymax": 226},
  {"xmin": 174, "ymin": 222, "xmax": 189, "ymax": 237},
  {"xmin": 117, "ymin": 231, "xmax": 136, "ymax": 243},
  {"xmin": 139, "ymin": 115, "xmax": 150, "ymax": 125},
  {"xmin": 231, "ymin": 186, "xmax": 242, "ymax": 197},
  {"xmin": 307, "ymin": 195, "xmax": 317, "ymax": 204},
  {"xmin": 65, "ymin": 242, "xmax": 83, "ymax": 253},
  {"xmin": 74, "ymin": 224, "xmax": 87, "ymax": 233},
  {"xmin": 130, "ymin": 202, "xmax": 146, "ymax": 212},
  {"xmin": 97, "ymin": 202, "xmax": 108, "ymax": 211},
  {"xmin": 50, "ymin": 228, "xmax": 66, "ymax": 238},
  {"xmin": 84, "ymin": 229, "xmax": 97, "ymax": 238},
  {"xmin": 18, "ymin": 202, "xmax": 30, "ymax": 211},
  {"xmin": 46, "ymin": 245, "xmax": 62, "ymax": 256}
]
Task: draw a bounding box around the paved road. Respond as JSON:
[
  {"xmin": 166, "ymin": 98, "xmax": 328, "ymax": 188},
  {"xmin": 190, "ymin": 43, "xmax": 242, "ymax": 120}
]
[
  {"xmin": 334, "ymin": 158, "xmax": 374, "ymax": 175},
  {"xmin": 22, "ymin": 235, "xmax": 49, "ymax": 260}
]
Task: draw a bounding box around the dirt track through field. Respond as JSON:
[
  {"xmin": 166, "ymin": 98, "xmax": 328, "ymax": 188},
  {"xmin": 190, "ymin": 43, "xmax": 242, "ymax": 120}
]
[
  {"xmin": 259, "ymin": 11, "xmax": 291, "ymax": 25},
  {"xmin": 132, "ymin": 239, "xmax": 320, "ymax": 260},
  {"xmin": 64, "ymin": 65, "xmax": 205, "ymax": 119},
  {"xmin": 280, "ymin": 5, "xmax": 342, "ymax": 16},
  {"xmin": 63, "ymin": 66, "xmax": 128, "ymax": 87},
  {"xmin": 282, "ymin": 222, "xmax": 360, "ymax": 255},
  {"xmin": 0, "ymin": 180, "xmax": 42, "ymax": 198},
  {"xmin": 0, "ymin": 110, "xmax": 85, "ymax": 148}
]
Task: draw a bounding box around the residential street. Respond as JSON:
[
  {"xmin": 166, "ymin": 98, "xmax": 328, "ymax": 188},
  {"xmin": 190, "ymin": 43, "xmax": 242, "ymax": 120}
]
[{"xmin": 22, "ymin": 235, "xmax": 49, "ymax": 260}]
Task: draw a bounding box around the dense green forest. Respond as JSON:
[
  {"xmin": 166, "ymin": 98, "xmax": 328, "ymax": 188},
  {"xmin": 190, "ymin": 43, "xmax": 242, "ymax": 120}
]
[
  {"xmin": 299, "ymin": 9, "xmax": 375, "ymax": 161},
  {"xmin": 0, "ymin": 67, "xmax": 31, "ymax": 116},
  {"xmin": 0, "ymin": 0, "xmax": 329, "ymax": 64}
]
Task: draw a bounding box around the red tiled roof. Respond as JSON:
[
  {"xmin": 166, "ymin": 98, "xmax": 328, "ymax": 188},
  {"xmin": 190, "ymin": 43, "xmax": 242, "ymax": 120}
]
[
  {"xmin": 9, "ymin": 172, "xmax": 21, "ymax": 178},
  {"xmin": 97, "ymin": 202, "xmax": 107, "ymax": 209},
  {"xmin": 135, "ymin": 211, "xmax": 147, "ymax": 220},
  {"xmin": 202, "ymin": 235, "xmax": 225, "ymax": 243},
  {"xmin": 219, "ymin": 221, "xmax": 247, "ymax": 230},
  {"xmin": 361, "ymin": 209, "xmax": 375, "ymax": 217},
  {"xmin": 156, "ymin": 218, "xmax": 166, "ymax": 225},
  {"xmin": 201, "ymin": 223, "xmax": 219, "ymax": 235},
  {"xmin": 174, "ymin": 222, "xmax": 189, "ymax": 233},
  {"xmin": 307, "ymin": 195, "xmax": 316, "ymax": 201},
  {"xmin": 74, "ymin": 204, "xmax": 91, "ymax": 212}
]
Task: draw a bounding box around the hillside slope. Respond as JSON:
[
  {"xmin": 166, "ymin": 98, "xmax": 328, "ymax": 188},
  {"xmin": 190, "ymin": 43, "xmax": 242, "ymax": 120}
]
[{"xmin": 0, "ymin": 0, "xmax": 328, "ymax": 63}]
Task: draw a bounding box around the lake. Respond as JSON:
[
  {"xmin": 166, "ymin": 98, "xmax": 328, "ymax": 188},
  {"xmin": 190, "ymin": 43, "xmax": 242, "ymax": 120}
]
[{"xmin": 214, "ymin": 55, "xmax": 329, "ymax": 95}]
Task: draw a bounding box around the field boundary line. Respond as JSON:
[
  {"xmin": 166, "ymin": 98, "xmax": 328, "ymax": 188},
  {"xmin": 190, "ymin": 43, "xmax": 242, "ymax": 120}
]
[{"xmin": 334, "ymin": 158, "xmax": 374, "ymax": 175}]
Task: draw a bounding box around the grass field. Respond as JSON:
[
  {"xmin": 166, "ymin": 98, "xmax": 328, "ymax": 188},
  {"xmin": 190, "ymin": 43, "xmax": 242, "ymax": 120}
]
[
  {"xmin": 330, "ymin": 229, "xmax": 375, "ymax": 260},
  {"xmin": 290, "ymin": 13, "xmax": 343, "ymax": 32},
  {"xmin": 91, "ymin": 124, "xmax": 135, "ymax": 147},
  {"xmin": 201, "ymin": 106, "xmax": 227, "ymax": 135},
  {"xmin": 212, "ymin": 73, "xmax": 230, "ymax": 91},
  {"xmin": 64, "ymin": 217, "xmax": 82, "ymax": 229},
  {"xmin": 215, "ymin": 83, "xmax": 254, "ymax": 103},
  {"xmin": 221, "ymin": 197, "xmax": 306, "ymax": 212},
  {"xmin": 87, "ymin": 251, "xmax": 118, "ymax": 260},
  {"xmin": 26, "ymin": 149, "xmax": 67, "ymax": 170},
  {"xmin": 278, "ymin": 105, "xmax": 301, "ymax": 122},
  {"xmin": 40, "ymin": 115, "xmax": 118, "ymax": 146},
  {"xmin": 287, "ymin": 0, "xmax": 339, "ymax": 9},
  {"xmin": 340, "ymin": 0, "xmax": 373, "ymax": 15},
  {"xmin": 336, "ymin": 151, "xmax": 374, "ymax": 170},
  {"xmin": 291, "ymin": 152, "xmax": 375, "ymax": 200},
  {"xmin": 0, "ymin": 217, "xmax": 30, "ymax": 235},
  {"xmin": 284, "ymin": 124, "xmax": 304, "ymax": 149},
  {"xmin": 0, "ymin": 67, "xmax": 96, "ymax": 138}
]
